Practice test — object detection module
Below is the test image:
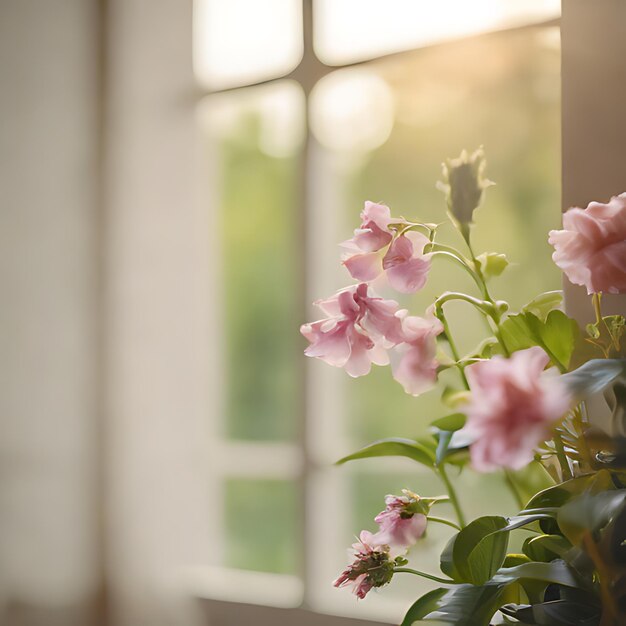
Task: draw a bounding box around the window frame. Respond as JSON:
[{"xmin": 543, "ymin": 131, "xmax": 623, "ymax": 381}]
[{"xmin": 196, "ymin": 2, "xmax": 568, "ymax": 625}]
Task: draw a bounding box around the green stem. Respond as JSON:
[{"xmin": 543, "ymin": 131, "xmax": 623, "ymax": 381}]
[
  {"xmin": 435, "ymin": 305, "xmax": 470, "ymax": 389},
  {"xmin": 553, "ymin": 431, "xmax": 573, "ymax": 481},
  {"xmin": 464, "ymin": 238, "xmax": 512, "ymax": 357},
  {"xmin": 592, "ymin": 292, "xmax": 603, "ymax": 325},
  {"xmin": 503, "ymin": 469, "xmax": 525, "ymax": 509},
  {"xmin": 393, "ymin": 568, "xmax": 458, "ymax": 585},
  {"xmin": 427, "ymin": 516, "xmax": 461, "ymax": 531},
  {"xmin": 438, "ymin": 464, "xmax": 467, "ymax": 528}
]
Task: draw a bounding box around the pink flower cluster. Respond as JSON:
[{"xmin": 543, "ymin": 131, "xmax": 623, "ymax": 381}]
[
  {"xmin": 334, "ymin": 492, "xmax": 428, "ymax": 599},
  {"xmin": 549, "ymin": 193, "xmax": 626, "ymax": 295},
  {"xmin": 463, "ymin": 347, "xmax": 571, "ymax": 472},
  {"xmin": 301, "ymin": 283, "xmax": 442, "ymax": 394},
  {"xmin": 301, "ymin": 201, "xmax": 441, "ymax": 395},
  {"xmin": 342, "ymin": 202, "xmax": 432, "ymax": 294}
]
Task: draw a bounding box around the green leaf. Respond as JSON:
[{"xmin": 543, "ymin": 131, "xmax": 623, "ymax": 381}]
[
  {"xmin": 557, "ymin": 490, "xmax": 626, "ymax": 546},
  {"xmin": 453, "ymin": 516, "xmax": 509, "ymax": 584},
  {"xmin": 523, "ymin": 470, "xmax": 614, "ymax": 512},
  {"xmin": 425, "ymin": 583, "xmax": 511, "ymax": 626},
  {"xmin": 432, "ymin": 414, "xmax": 467, "ymax": 466},
  {"xmin": 420, "ymin": 562, "xmax": 582, "ymax": 625},
  {"xmin": 431, "ymin": 413, "xmax": 466, "ymax": 432},
  {"xmin": 561, "ymin": 358, "xmax": 626, "ymax": 399},
  {"xmin": 523, "ymin": 535, "xmax": 571, "ymax": 562},
  {"xmin": 335, "ymin": 438, "xmax": 435, "ymax": 467},
  {"xmin": 503, "ymin": 554, "xmax": 532, "ymax": 568},
  {"xmin": 477, "ymin": 252, "xmax": 509, "ymax": 280},
  {"xmin": 521, "ymin": 291, "xmax": 563, "ymax": 321},
  {"xmin": 400, "ymin": 588, "xmax": 449, "ymax": 626},
  {"xmin": 606, "ymin": 382, "xmax": 626, "ymax": 436},
  {"xmin": 492, "ymin": 561, "xmax": 580, "ymax": 588},
  {"xmin": 502, "ymin": 600, "xmax": 600, "ymax": 626},
  {"xmin": 499, "ymin": 310, "xmax": 579, "ymax": 371}
]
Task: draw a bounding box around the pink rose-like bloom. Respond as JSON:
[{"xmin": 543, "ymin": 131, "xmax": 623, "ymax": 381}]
[
  {"xmin": 300, "ymin": 284, "xmax": 405, "ymax": 377},
  {"xmin": 463, "ymin": 347, "xmax": 571, "ymax": 472},
  {"xmin": 392, "ymin": 314, "xmax": 443, "ymax": 396},
  {"xmin": 382, "ymin": 232, "xmax": 432, "ymax": 294},
  {"xmin": 333, "ymin": 531, "xmax": 394, "ymax": 599},
  {"xmin": 548, "ymin": 193, "xmax": 626, "ymax": 294},
  {"xmin": 373, "ymin": 494, "xmax": 427, "ymax": 555}
]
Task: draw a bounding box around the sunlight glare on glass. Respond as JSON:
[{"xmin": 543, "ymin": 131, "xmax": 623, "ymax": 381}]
[
  {"xmin": 309, "ymin": 69, "xmax": 394, "ymax": 154},
  {"xmin": 194, "ymin": 0, "xmax": 303, "ymax": 90},
  {"xmin": 197, "ymin": 81, "xmax": 304, "ymax": 159},
  {"xmin": 314, "ymin": 0, "xmax": 561, "ymax": 65}
]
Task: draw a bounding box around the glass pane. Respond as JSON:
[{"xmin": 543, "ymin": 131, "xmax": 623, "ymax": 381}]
[
  {"xmin": 309, "ymin": 26, "xmax": 561, "ymax": 450},
  {"xmin": 199, "ymin": 82, "xmax": 304, "ymax": 441},
  {"xmin": 314, "ymin": 0, "xmax": 560, "ymax": 65},
  {"xmin": 307, "ymin": 26, "xmax": 560, "ymax": 616},
  {"xmin": 194, "ymin": 0, "xmax": 303, "ymax": 89},
  {"xmin": 224, "ymin": 478, "xmax": 299, "ymax": 575}
]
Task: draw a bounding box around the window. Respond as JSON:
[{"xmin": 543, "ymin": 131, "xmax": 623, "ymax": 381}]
[{"xmin": 195, "ymin": 1, "xmax": 562, "ymax": 622}]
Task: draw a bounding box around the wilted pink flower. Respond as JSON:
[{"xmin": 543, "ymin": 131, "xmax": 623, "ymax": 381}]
[
  {"xmin": 333, "ymin": 531, "xmax": 394, "ymax": 599},
  {"xmin": 373, "ymin": 493, "xmax": 427, "ymax": 555},
  {"xmin": 463, "ymin": 347, "xmax": 571, "ymax": 472},
  {"xmin": 548, "ymin": 193, "xmax": 626, "ymax": 295},
  {"xmin": 301, "ymin": 284, "xmax": 405, "ymax": 377},
  {"xmin": 382, "ymin": 232, "xmax": 432, "ymax": 294},
  {"xmin": 392, "ymin": 314, "xmax": 443, "ymax": 396}
]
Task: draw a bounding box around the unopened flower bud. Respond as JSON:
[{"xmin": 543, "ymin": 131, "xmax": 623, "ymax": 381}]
[{"xmin": 437, "ymin": 147, "xmax": 493, "ymax": 238}]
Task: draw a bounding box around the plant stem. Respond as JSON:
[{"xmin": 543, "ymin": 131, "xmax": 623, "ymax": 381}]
[
  {"xmin": 438, "ymin": 464, "xmax": 467, "ymax": 528},
  {"xmin": 592, "ymin": 292, "xmax": 603, "ymax": 325},
  {"xmin": 393, "ymin": 567, "xmax": 458, "ymax": 585},
  {"xmin": 435, "ymin": 305, "xmax": 470, "ymax": 389},
  {"xmin": 427, "ymin": 516, "xmax": 461, "ymax": 531},
  {"xmin": 464, "ymin": 237, "xmax": 512, "ymax": 357},
  {"xmin": 503, "ymin": 469, "xmax": 525, "ymax": 509}
]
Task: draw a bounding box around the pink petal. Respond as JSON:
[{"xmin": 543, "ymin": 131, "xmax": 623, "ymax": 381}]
[{"xmin": 343, "ymin": 251, "xmax": 383, "ymax": 282}]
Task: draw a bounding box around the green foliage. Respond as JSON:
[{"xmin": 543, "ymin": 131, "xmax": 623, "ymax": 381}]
[
  {"xmin": 336, "ymin": 437, "xmax": 436, "ymax": 468},
  {"xmin": 477, "ymin": 251, "xmax": 510, "ymax": 280},
  {"xmin": 521, "ymin": 291, "xmax": 564, "ymax": 321},
  {"xmin": 400, "ymin": 588, "xmax": 449, "ymax": 626},
  {"xmin": 499, "ymin": 310, "xmax": 579, "ymax": 371},
  {"xmin": 431, "ymin": 413, "xmax": 466, "ymax": 432}
]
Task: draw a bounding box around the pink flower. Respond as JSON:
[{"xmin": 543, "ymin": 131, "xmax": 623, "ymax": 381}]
[
  {"xmin": 463, "ymin": 347, "xmax": 571, "ymax": 472},
  {"xmin": 341, "ymin": 202, "xmax": 431, "ymax": 294},
  {"xmin": 333, "ymin": 531, "xmax": 394, "ymax": 599},
  {"xmin": 392, "ymin": 314, "xmax": 443, "ymax": 396},
  {"xmin": 373, "ymin": 493, "xmax": 427, "ymax": 555},
  {"xmin": 301, "ymin": 284, "xmax": 405, "ymax": 377},
  {"xmin": 548, "ymin": 193, "xmax": 626, "ymax": 295},
  {"xmin": 351, "ymin": 201, "xmax": 394, "ymax": 252},
  {"xmin": 382, "ymin": 232, "xmax": 432, "ymax": 294}
]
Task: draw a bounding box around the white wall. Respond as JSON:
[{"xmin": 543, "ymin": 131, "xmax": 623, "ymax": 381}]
[{"xmin": 0, "ymin": 0, "xmax": 101, "ymax": 623}]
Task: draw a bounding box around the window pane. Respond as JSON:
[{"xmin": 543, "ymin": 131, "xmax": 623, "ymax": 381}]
[
  {"xmin": 199, "ymin": 82, "xmax": 304, "ymax": 441},
  {"xmin": 314, "ymin": 0, "xmax": 560, "ymax": 65},
  {"xmin": 224, "ymin": 478, "xmax": 300, "ymax": 575},
  {"xmin": 307, "ymin": 26, "xmax": 560, "ymax": 616},
  {"xmin": 194, "ymin": 0, "xmax": 303, "ymax": 89},
  {"xmin": 309, "ymin": 27, "xmax": 561, "ymax": 450}
]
